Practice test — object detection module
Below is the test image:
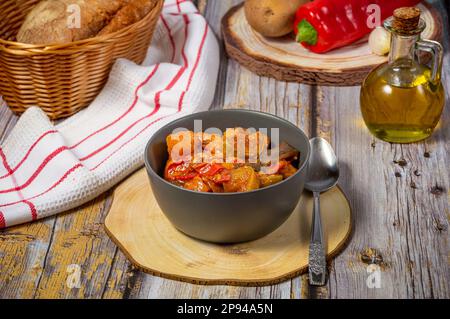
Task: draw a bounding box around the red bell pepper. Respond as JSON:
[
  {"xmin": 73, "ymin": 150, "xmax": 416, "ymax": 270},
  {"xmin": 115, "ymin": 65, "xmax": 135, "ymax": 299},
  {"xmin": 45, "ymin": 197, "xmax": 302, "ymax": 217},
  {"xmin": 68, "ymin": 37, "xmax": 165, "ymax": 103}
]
[
  {"xmin": 294, "ymin": 0, "xmax": 422, "ymax": 53},
  {"xmin": 194, "ymin": 163, "xmax": 225, "ymax": 176},
  {"xmin": 195, "ymin": 163, "xmax": 231, "ymax": 183},
  {"xmin": 166, "ymin": 162, "xmax": 198, "ymax": 181}
]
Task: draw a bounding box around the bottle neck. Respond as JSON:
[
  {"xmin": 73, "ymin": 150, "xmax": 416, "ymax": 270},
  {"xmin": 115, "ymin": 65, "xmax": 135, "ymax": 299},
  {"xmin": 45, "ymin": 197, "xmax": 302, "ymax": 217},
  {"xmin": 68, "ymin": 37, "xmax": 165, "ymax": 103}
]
[{"xmin": 388, "ymin": 33, "xmax": 419, "ymax": 63}]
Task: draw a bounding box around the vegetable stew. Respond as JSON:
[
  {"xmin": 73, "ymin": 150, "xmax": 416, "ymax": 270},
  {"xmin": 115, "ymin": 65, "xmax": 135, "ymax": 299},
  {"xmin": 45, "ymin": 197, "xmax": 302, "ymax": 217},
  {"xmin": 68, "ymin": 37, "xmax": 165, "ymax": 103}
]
[{"xmin": 163, "ymin": 128, "xmax": 300, "ymax": 193}]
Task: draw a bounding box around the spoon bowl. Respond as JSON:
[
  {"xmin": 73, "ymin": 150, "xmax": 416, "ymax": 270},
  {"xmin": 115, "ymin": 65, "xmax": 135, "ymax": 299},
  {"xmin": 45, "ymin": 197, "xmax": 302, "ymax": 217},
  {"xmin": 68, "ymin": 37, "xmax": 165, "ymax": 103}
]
[{"xmin": 305, "ymin": 138, "xmax": 340, "ymax": 193}]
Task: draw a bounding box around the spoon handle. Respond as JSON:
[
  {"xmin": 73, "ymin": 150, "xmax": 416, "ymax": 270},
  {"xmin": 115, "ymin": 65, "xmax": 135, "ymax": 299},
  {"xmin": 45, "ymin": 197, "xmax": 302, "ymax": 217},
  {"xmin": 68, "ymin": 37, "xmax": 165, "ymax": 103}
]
[{"xmin": 309, "ymin": 191, "xmax": 327, "ymax": 286}]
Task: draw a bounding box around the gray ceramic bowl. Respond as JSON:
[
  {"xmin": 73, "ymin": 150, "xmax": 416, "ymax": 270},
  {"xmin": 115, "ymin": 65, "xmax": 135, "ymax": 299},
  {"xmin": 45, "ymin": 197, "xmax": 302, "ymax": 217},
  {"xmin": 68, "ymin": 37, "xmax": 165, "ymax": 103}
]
[{"xmin": 144, "ymin": 109, "xmax": 310, "ymax": 243}]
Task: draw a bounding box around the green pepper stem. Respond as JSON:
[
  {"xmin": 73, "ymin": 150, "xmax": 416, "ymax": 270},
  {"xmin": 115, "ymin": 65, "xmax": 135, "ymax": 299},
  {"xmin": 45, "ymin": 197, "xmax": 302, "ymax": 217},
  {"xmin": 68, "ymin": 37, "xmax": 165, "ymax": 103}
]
[{"xmin": 296, "ymin": 19, "xmax": 318, "ymax": 45}]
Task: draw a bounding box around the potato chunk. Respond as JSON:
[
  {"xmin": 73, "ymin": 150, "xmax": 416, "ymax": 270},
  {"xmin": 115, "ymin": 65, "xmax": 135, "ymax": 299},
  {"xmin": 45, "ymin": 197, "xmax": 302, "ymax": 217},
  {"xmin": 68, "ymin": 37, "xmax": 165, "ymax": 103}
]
[
  {"xmin": 223, "ymin": 166, "xmax": 260, "ymax": 192},
  {"xmin": 183, "ymin": 176, "xmax": 211, "ymax": 192},
  {"xmin": 258, "ymin": 173, "xmax": 283, "ymax": 188},
  {"xmin": 166, "ymin": 131, "xmax": 193, "ymax": 160},
  {"xmin": 223, "ymin": 128, "xmax": 269, "ymax": 161}
]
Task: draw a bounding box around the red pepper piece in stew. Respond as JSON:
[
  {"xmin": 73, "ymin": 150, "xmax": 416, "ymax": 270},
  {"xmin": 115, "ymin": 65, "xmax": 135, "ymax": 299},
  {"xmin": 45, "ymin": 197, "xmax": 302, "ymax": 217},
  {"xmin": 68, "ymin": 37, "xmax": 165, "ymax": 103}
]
[
  {"xmin": 166, "ymin": 162, "xmax": 197, "ymax": 181},
  {"xmin": 199, "ymin": 163, "xmax": 225, "ymax": 176}
]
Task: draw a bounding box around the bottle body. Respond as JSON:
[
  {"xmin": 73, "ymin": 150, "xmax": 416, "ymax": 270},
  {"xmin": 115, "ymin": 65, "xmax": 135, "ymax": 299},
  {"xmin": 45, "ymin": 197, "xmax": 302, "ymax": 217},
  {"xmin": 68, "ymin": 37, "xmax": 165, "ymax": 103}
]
[
  {"xmin": 360, "ymin": 60, "xmax": 445, "ymax": 143},
  {"xmin": 360, "ymin": 9, "xmax": 445, "ymax": 144}
]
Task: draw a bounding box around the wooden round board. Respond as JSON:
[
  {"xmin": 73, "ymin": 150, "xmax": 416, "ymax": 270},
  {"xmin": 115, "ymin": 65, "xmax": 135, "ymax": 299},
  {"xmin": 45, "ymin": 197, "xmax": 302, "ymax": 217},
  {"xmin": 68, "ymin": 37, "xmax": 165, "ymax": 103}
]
[
  {"xmin": 104, "ymin": 168, "xmax": 352, "ymax": 286},
  {"xmin": 222, "ymin": 3, "xmax": 441, "ymax": 86}
]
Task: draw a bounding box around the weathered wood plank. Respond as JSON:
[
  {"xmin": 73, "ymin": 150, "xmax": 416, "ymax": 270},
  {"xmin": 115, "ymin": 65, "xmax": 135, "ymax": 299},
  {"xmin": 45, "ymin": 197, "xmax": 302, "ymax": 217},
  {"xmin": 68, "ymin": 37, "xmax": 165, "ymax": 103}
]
[
  {"xmin": 0, "ymin": 0, "xmax": 448, "ymax": 299},
  {"xmin": 314, "ymin": 1, "xmax": 450, "ymax": 298},
  {"xmin": 0, "ymin": 218, "xmax": 55, "ymax": 299},
  {"xmin": 31, "ymin": 191, "xmax": 120, "ymax": 298},
  {"xmin": 99, "ymin": 251, "xmax": 133, "ymax": 299},
  {"xmin": 317, "ymin": 84, "xmax": 449, "ymax": 299}
]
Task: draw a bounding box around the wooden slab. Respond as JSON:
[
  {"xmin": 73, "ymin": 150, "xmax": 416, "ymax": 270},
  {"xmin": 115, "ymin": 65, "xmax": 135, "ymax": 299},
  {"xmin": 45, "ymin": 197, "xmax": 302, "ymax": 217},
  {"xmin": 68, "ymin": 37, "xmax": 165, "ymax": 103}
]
[
  {"xmin": 222, "ymin": 3, "xmax": 441, "ymax": 86},
  {"xmin": 104, "ymin": 168, "xmax": 352, "ymax": 286}
]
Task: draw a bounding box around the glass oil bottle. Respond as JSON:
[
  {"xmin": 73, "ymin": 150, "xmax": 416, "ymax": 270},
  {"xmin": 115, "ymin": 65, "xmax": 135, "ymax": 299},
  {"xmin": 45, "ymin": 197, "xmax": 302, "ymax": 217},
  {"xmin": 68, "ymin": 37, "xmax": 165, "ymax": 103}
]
[{"xmin": 360, "ymin": 7, "xmax": 445, "ymax": 143}]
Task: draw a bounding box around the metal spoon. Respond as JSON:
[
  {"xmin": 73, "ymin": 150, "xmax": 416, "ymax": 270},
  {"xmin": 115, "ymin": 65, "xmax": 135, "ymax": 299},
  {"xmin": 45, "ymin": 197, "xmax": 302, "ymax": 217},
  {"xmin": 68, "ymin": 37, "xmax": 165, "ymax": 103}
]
[{"xmin": 305, "ymin": 137, "xmax": 340, "ymax": 286}]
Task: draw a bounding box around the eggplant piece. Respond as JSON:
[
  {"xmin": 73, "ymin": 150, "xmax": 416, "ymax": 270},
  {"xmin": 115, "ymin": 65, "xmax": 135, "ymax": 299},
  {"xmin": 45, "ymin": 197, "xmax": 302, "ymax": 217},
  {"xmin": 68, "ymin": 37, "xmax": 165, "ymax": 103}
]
[
  {"xmin": 278, "ymin": 141, "xmax": 300, "ymax": 160},
  {"xmin": 260, "ymin": 141, "xmax": 299, "ymax": 168},
  {"xmin": 223, "ymin": 166, "xmax": 260, "ymax": 192}
]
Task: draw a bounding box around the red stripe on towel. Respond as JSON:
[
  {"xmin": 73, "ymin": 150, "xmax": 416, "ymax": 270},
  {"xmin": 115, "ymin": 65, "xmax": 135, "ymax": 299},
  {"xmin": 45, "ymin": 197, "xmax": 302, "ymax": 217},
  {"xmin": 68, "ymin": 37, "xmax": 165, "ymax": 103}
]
[
  {"xmin": 0, "ymin": 212, "xmax": 5, "ymax": 228},
  {"xmin": 0, "ymin": 163, "xmax": 84, "ymax": 209},
  {"xmin": 0, "ymin": 10, "xmax": 209, "ymax": 212},
  {"xmin": 161, "ymin": 15, "xmax": 176, "ymax": 63},
  {"xmin": 0, "ymin": 130, "xmax": 58, "ymax": 180},
  {"xmin": 79, "ymin": 15, "xmax": 191, "ymax": 162},
  {"xmin": 0, "ymin": 146, "xmax": 68, "ymax": 194},
  {"xmin": 0, "ymin": 12, "xmax": 185, "ymax": 192},
  {"xmin": 0, "ymin": 64, "xmax": 161, "ymax": 182},
  {"xmin": 70, "ymin": 64, "xmax": 161, "ymax": 150},
  {"xmin": 0, "ymin": 148, "xmax": 38, "ymax": 221},
  {"xmin": 178, "ymin": 22, "xmax": 208, "ymax": 110},
  {"xmin": 94, "ymin": 21, "xmax": 209, "ymax": 169},
  {"xmin": 23, "ymin": 200, "xmax": 37, "ymax": 220}
]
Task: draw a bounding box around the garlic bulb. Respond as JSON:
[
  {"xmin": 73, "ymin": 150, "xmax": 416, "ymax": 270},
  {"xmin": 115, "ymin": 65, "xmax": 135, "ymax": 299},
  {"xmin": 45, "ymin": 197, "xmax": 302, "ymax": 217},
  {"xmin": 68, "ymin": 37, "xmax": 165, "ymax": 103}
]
[{"xmin": 369, "ymin": 27, "xmax": 391, "ymax": 56}]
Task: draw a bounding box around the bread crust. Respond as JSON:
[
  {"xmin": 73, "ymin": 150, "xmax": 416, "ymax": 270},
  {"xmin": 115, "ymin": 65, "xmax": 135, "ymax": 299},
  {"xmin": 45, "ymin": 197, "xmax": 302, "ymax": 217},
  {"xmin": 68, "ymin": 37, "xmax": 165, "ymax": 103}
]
[
  {"xmin": 98, "ymin": 0, "xmax": 156, "ymax": 36},
  {"xmin": 17, "ymin": 0, "xmax": 125, "ymax": 44}
]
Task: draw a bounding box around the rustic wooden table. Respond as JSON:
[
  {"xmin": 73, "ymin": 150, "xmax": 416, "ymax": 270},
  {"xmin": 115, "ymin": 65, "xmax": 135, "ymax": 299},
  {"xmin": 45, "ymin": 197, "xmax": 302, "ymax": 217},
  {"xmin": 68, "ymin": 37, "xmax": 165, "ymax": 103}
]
[{"xmin": 0, "ymin": 0, "xmax": 449, "ymax": 299}]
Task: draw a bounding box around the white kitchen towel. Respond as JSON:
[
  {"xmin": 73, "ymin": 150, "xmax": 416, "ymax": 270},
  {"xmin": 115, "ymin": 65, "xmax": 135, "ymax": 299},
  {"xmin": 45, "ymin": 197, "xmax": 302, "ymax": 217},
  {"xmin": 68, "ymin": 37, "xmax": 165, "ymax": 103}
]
[{"xmin": 0, "ymin": 0, "xmax": 219, "ymax": 228}]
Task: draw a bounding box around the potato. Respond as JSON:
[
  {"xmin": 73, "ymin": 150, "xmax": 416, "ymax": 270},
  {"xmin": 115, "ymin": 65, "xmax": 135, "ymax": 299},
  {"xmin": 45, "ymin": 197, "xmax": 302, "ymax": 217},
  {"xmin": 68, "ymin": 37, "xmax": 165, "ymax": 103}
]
[
  {"xmin": 258, "ymin": 173, "xmax": 283, "ymax": 187},
  {"xmin": 223, "ymin": 128, "xmax": 269, "ymax": 161},
  {"xmin": 183, "ymin": 176, "xmax": 211, "ymax": 192},
  {"xmin": 223, "ymin": 166, "xmax": 260, "ymax": 192},
  {"xmin": 244, "ymin": 0, "xmax": 309, "ymax": 37},
  {"xmin": 166, "ymin": 131, "xmax": 193, "ymax": 159}
]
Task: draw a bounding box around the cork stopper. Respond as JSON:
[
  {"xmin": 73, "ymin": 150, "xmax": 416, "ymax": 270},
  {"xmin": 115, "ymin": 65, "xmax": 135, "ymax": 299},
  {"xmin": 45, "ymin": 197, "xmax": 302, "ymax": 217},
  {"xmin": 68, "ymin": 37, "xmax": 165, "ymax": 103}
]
[{"xmin": 392, "ymin": 7, "xmax": 421, "ymax": 33}]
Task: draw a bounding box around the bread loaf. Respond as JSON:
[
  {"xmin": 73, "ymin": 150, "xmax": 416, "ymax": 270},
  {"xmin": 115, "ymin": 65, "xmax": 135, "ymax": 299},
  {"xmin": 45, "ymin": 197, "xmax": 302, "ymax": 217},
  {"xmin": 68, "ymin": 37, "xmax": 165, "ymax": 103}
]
[
  {"xmin": 17, "ymin": 0, "xmax": 125, "ymax": 44},
  {"xmin": 98, "ymin": 0, "xmax": 156, "ymax": 35}
]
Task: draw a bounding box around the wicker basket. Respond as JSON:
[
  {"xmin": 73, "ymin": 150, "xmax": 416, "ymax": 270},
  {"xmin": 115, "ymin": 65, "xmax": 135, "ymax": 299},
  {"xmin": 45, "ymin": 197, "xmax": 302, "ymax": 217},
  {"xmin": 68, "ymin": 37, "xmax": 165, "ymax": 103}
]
[{"xmin": 0, "ymin": 0, "xmax": 163, "ymax": 119}]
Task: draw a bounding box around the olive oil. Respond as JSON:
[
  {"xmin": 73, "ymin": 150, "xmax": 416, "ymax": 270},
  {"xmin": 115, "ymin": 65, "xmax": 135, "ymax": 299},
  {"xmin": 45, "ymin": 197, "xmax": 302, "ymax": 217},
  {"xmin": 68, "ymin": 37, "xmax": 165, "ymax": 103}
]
[
  {"xmin": 361, "ymin": 61, "xmax": 445, "ymax": 143},
  {"xmin": 360, "ymin": 7, "xmax": 445, "ymax": 143}
]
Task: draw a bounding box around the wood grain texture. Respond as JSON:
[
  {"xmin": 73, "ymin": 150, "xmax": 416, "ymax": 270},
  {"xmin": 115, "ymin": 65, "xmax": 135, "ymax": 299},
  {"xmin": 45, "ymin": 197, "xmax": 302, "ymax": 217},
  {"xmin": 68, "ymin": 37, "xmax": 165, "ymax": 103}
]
[
  {"xmin": 222, "ymin": 3, "xmax": 441, "ymax": 86},
  {"xmin": 0, "ymin": 0, "xmax": 448, "ymax": 299},
  {"xmin": 312, "ymin": 1, "xmax": 450, "ymax": 298},
  {"xmin": 105, "ymin": 169, "xmax": 352, "ymax": 286}
]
